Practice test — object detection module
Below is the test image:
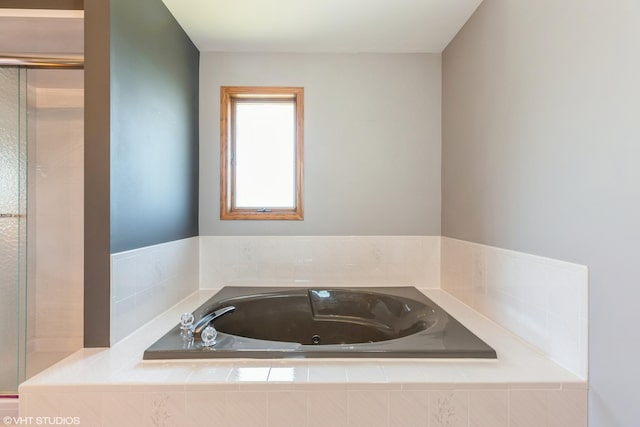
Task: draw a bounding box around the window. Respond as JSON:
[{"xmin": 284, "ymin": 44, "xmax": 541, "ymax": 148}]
[{"xmin": 220, "ymin": 86, "xmax": 304, "ymax": 220}]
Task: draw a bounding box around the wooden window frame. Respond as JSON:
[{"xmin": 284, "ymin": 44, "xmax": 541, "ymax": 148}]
[{"xmin": 220, "ymin": 86, "xmax": 304, "ymax": 220}]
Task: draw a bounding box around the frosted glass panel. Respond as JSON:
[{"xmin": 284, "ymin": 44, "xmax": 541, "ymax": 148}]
[{"xmin": 0, "ymin": 66, "xmax": 28, "ymax": 394}]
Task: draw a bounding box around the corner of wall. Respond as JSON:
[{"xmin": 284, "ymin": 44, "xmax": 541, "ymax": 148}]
[
  {"xmin": 109, "ymin": 237, "xmax": 199, "ymax": 345},
  {"xmin": 440, "ymin": 237, "xmax": 588, "ymax": 379}
]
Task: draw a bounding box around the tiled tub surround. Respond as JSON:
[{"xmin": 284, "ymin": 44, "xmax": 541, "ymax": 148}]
[
  {"xmin": 111, "ymin": 235, "xmax": 438, "ymax": 345},
  {"xmin": 200, "ymin": 236, "xmax": 441, "ymax": 288},
  {"xmin": 441, "ymin": 237, "xmax": 588, "ymax": 379},
  {"xmin": 19, "ymin": 290, "xmax": 587, "ymax": 427},
  {"xmin": 110, "ymin": 237, "xmax": 200, "ymax": 344}
]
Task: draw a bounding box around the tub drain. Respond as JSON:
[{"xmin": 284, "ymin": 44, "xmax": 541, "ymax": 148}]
[{"xmin": 311, "ymin": 335, "xmax": 321, "ymax": 345}]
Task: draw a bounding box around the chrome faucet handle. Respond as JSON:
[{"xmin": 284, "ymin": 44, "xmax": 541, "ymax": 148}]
[
  {"xmin": 201, "ymin": 325, "xmax": 218, "ymax": 347},
  {"xmin": 180, "ymin": 312, "xmax": 195, "ymax": 338}
]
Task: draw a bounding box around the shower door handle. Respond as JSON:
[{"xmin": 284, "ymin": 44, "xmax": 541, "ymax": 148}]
[{"xmin": 0, "ymin": 213, "xmax": 23, "ymax": 218}]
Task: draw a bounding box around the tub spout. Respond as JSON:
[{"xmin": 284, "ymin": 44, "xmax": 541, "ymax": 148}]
[{"xmin": 193, "ymin": 306, "xmax": 236, "ymax": 335}]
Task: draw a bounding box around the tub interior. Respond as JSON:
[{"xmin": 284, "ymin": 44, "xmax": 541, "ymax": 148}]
[
  {"xmin": 211, "ymin": 289, "xmax": 438, "ymax": 345},
  {"xmin": 143, "ymin": 286, "xmax": 497, "ymax": 360}
]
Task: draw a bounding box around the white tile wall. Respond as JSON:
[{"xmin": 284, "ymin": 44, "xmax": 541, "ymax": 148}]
[
  {"xmin": 441, "ymin": 237, "xmax": 588, "ymax": 379},
  {"xmin": 18, "ymin": 385, "xmax": 587, "ymax": 427},
  {"xmin": 110, "ymin": 237, "xmax": 199, "ymax": 344},
  {"xmin": 199, "ymin": 236, "xmax": 441, "ymax": 288}
]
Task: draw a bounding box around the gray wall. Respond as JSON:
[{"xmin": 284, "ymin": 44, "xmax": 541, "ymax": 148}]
[
  {"xmin": 200, "ymin": 53, "xmax": 442, "ymax": 236},
  {"xmin": 110, "ymin": 0, "xmax": 199, "ymax": 253},
  {"xmin": 84, "ymin": 0, "xmax": 199, "ymax": 346},
  {"xmin": 442, "ymin": 0, "xmax": 640, "ymax": 425},
  {"xmin": 84, "ymin": 0, "xmax": 111, "ymax": 348}
]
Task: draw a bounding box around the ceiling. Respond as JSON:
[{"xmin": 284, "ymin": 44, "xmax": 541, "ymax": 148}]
[{"xmin": 161, "ymin": 0, "xmax": 483, "ymax": 53}]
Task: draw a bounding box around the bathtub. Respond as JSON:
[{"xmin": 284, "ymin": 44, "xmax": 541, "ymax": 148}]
[{"xmin": 143, "ymin": 286, "xmax": 496, "ymax": 359}]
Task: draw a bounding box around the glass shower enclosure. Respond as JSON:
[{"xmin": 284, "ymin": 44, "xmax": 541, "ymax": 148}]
[
  {"xmin": 0, "ymin": 66, "xmax": 28, "ymax": 395},
  {"xmin": 1, "ymin": 7, "xmax": 84, "ymax": 399}
]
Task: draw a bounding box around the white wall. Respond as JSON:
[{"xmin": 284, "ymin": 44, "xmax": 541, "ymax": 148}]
[
  {"xmin": 199, "ymin": 53, "xmax": 442, "ymax": 236},
  {"xmin": 442, "ymin": 0, "xmax": 640, "ymax": 425}
]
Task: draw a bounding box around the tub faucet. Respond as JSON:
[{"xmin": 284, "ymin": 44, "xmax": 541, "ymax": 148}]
[{"xmin": 192, "ymin": 305, "xmax": 236, "ymax": 335}]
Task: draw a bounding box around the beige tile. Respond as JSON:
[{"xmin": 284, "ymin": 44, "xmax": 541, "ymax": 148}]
[
  {"xmin": 429, "ymin": 390, "xmax": 468, "ymax": 427},
  {"xmin": 20, "ymin": 392, "xmax": 59, "ymax": 418},
  {"xmin": 268, "ymin": 391, "xmax": 307, "ymax": 427},
  {"xmin": 57, "ymin": 392, "xmax": 101, "ymax": 427},
  {"xmin": 348, "ymin": 390, "xmax": 388, "ymax": 427},
  {"xmin": 308, "ymin": 390, "xmax": 348, "ymax": 427},
  {"xmin": 548, "ymin": 388, "xmax": 587, "ymax": 427},
  {"xmin": 143, "ymin": 391, "xmax": 186, "ymax": 427},
  {"xmin": 509, "ymin": 389, "xmax": 548, "ymax": 427},
  {"xmin": 389, "ymin": 390, "xmax": 428, "ymax": 427},
  {"xmin": 102, "ymin": 392, "xmax": 144, "ymax": 427},
  {"xmin": 226, "ymin": 391, "xmax": 267, "ymax": 427},
  {"xmin": 468, "ymin": 390, "xmax": 508, "ymax": 427},
  {"xmin": 184, "ymin": 391, "xmax": 227, "ymax": 427}
]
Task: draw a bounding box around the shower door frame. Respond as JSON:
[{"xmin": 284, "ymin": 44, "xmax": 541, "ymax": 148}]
[{"xmin": 0, "ymin": 65, "xmax": 28, "ymax": 395}]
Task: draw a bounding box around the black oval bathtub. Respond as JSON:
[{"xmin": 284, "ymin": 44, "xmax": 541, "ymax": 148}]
[{"xmin": 144, "ymin": 287, "xmax": 496, "ymax": 359}]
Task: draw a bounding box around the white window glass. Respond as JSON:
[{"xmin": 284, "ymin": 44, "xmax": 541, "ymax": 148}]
[{"xmin": 234, "ymin": 101, "xmax": 296, "ymax": 208}]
